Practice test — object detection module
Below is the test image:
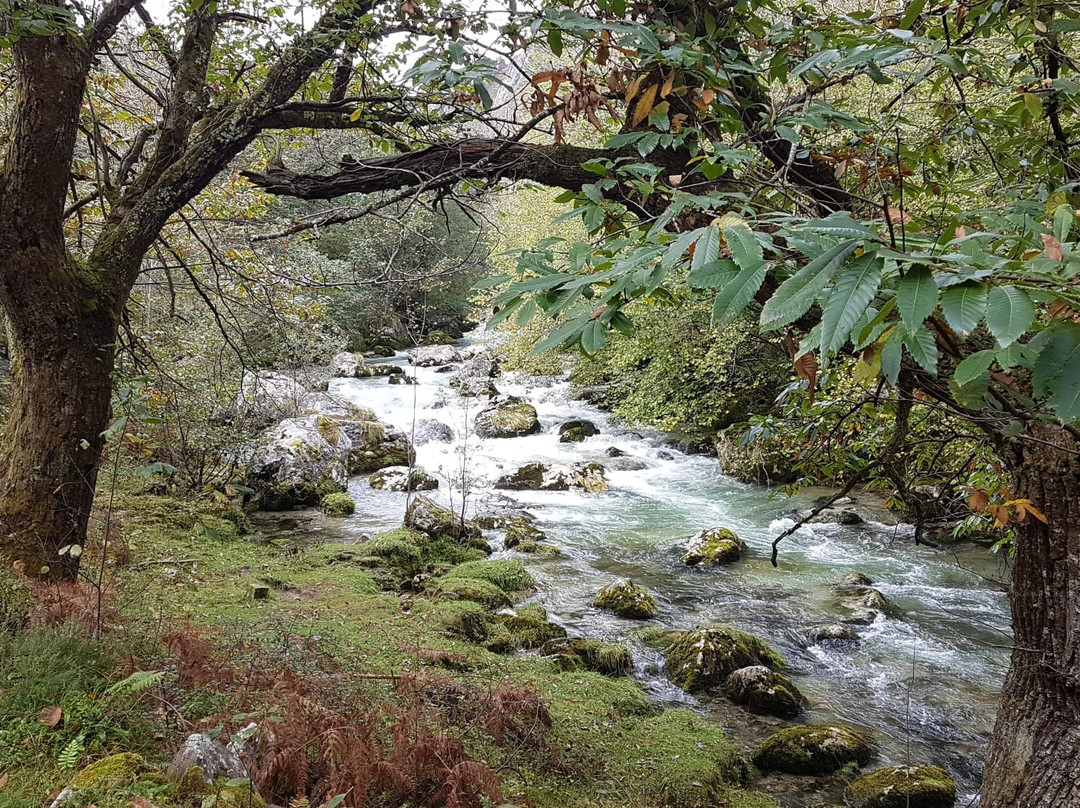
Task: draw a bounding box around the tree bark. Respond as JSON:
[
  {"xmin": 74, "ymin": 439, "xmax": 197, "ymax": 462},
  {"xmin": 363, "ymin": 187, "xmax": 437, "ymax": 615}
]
[{"xmin": 980, "ymin": 422, "xmax": 1080, "ymax": 807}]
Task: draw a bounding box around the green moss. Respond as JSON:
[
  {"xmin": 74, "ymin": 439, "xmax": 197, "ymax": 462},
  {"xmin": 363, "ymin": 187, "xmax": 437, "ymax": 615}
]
[
  {"xmin": 315, "ymin": 415, "xmax": 343, "ymax": 446},
  {"xmin": 630, "ymin": 626, "xmax": 685, "ymax": 649},
  {"xmin": 844, "ymin": 765, "xmax": 956, "ymax": 808},
  {"xmin": 497, "ymin": 603, "xmax": 567, "ymax": 649},
  {"xmin": 723, "ymin": 666, "xmax": 804, "ymax": 718},
  {"xmin": 429, "ymin": 576, "xmax": 513, "ymax": 608},
  {"xmin": 681, "ymin": 528, "xmax": 747, "ymax": 567},
  {"xmin": 594, "ymin": 580, "xmax": 659, "ymax": 619},
  {"xmin": 320, "ymin": 492, "xmax": 356, "ymax": 516},
  {"xmin": 421, "ymin": 535, "xmax": 488, "ymax": 566},
  {"xmin": 547, "ymin": 638, "xmax": 633, "ymax": 676},
  {"xmin": 503, "ymin": 516, "xmax": 544, "ymax": 547},
  {"xmin": 355, "ymin": 530, "xmax": 422, "ymax": 571},
  {"xmin": 752, "ymin": 724, "xmax": 873, "ymax": 775},
  {"xmin": 447, "ymin": 559, "xmax": 535, "ymax": 593},
  {"xmin": 73, "ymin": 753, "xmax": 152, "ymax": 789},
  {"xmin": 663, "ymin": 626, "xmax": 784, "ymax": 692},
  {"xmin": 0, "ymin": 561, "xmax": 33, "ymax": 632}
]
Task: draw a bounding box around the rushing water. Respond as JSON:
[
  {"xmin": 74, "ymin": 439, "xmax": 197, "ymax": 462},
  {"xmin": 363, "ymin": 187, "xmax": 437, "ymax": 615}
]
[{"xmin": 291, "ymin": 335, "xmax": 1010, "ymax": 803}]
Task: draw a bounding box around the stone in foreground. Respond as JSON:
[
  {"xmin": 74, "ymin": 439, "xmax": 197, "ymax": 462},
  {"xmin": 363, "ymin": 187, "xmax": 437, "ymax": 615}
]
[
  {"xmin": 752, "ymin": 724, "xmax": 872, "ymax": 775},
  {"xmin": 844, "ymin": 765, "xmax": 956, "ymax": 808},
  {"xmin": 663, "ymin": 625, "xmax": 784, "ymax": 692},
  {"xmin": 594, "ymin": 579, "xmax": 659, "ymax": 619}
]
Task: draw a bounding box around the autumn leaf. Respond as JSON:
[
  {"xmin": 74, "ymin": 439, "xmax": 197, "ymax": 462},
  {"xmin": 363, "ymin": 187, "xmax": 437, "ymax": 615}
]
[
  {"xmin": 967, "ymin": 489, "xmax": 989, "ymax": 512},
  {"xmin": 631, "ymin": 84, "xmax": 658, "ymax": 126},
  {"xmin": 39, "ymin": 706, "xmax": 62, "ymax": 727},
  {"xmin": 1041, "ymin": 233, "xmax": 1064, "ymax": 262}
]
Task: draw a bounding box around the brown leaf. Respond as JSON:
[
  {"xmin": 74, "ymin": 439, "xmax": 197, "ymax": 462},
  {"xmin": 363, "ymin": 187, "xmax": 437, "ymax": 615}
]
[
  {"xmin": 967, "ymin": 489, "xmax": 989, "ymax": 513},
  {"xmin": 660, "ymin": 70, "xmax": 676, "ymax": 99},
  {"xmin": 793, "ymin": 351, "xmax": 818, "ymax": 403},
  {"xmin": 631, "ymin": 83, "xmax": 658, "ymax": 127},
  {"xmin": 1041, "ymin": 232, "xmax": 1064, "ymax": 262},
  {"xmin": 1048, "ymin": 299, "xmax": 1078, "ymax": 320},
  {"xmin": 0, "ymin": 773, "xmax": 8, "ymax": 789},
  {"xmin": 39, "ymin": 706, "xmax": 62, "ymax": 728}
]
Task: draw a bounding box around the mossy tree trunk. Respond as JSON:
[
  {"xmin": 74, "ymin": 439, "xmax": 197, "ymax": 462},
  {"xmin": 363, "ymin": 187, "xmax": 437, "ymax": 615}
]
[{"xmin": 980, "ymin": 423, "xmax": 1080, "ymax": 807}]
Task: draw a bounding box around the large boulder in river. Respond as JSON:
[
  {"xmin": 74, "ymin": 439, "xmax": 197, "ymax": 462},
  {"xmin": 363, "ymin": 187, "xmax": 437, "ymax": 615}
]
[
  {"xmin": 558, "ymin": 419, "xmax": 599, "ymax": 443},
  {"xmin": 663, "ymin": 626, "xmax": 784, "ymax": 692},
  {"xmin": 449, "ymin": 357, "xmax": 500, "ymax": 397},
  {"xmin": 335, "ymin": 409, "xmax": 414, "ymax": 473},
  {"xmin": 405, "ymin": 495, "xmax": 481, "ymax": 542},
  {"xmin": 332, "ymin": 352, "xmax": 360, "ymax": 378},
  {"xmin": 249, "ymin": 416, "xmax": 350, "ymax": 509},
  {"xmin": 680, "ymin": 527, "xmax": 747, "ymax": 567},
  {"xmin": 845, "ymin": 765, "xmax": 956, "ymax": 808},
  {"xmin": 594, "ymin": 580, "xmax": 658, "ymax": 619},
  {"xmin": 474, "ymin": 402, "xmax": 541, "ymax": 438},
  {"xmin": 724, "ymin": 665, "xmax": 805, "ymax": 718},
  {"xmin": 494, "ymin": 462, "xmax": 607, "ymax": 493},
  {"xmin": 369, "ymin": 466, "xmax": 438, "ymax": 492},
  {"xmin": 753, "ymin": 724, "xmax": 873, "ymax": 775},
  {"xmin": 410, "ymin": 345, "xmax": 462, "ymax": 367},
  {"xmin": 831, "ymin": 578, "xmax": 889, "ymax": 624},
  {"xmin": 414, "ymin": 418, "xmax": 455, "ymax": 445}
]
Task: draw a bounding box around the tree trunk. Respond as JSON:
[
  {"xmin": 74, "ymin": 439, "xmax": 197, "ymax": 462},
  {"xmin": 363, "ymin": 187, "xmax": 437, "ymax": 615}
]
[
  {"xmin": 0, "ymin": 274, "xmax": 119, "ymax": 581},
  {"xmin": 980, "ymin": 422, "xmax": 1080, "ymax": 807}
]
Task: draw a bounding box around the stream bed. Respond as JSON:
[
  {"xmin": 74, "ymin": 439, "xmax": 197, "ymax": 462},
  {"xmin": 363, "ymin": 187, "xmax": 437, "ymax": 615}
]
[{"xmin": 261, "ymin": 335, "xmax": 1011, "ymax": 804}]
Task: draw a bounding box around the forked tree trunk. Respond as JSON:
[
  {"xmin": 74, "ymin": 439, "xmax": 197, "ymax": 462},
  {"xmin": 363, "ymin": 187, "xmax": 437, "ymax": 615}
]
[
  {"xmin": 0, "ymin": 278, "xmax": 119, "ymax": 580},
  {"xmin": 980, "ymin": 422, "xmax": 1080, "ymax": 807}
]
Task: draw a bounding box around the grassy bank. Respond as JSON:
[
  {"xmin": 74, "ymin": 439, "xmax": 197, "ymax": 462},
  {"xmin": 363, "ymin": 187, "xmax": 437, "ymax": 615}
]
[{"xmin": 0, "ymin": 493, "xmax": 776, "ymax": 808}]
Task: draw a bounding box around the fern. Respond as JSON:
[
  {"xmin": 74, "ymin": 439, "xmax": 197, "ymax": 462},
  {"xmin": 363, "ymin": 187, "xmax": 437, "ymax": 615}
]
[
  {"xmin": 58, "ymin": 733, "xmax": 85, "ymax": 770},
  {"xmin": 103, "ymin": 669, "xmax": 165, "ymax": 700}
]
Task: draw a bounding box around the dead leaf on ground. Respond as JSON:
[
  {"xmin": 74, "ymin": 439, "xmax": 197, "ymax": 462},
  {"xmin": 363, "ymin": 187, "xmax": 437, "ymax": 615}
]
[{"xmin": 38, "ymin": 706, "xmax": 62, "ymax": 727}]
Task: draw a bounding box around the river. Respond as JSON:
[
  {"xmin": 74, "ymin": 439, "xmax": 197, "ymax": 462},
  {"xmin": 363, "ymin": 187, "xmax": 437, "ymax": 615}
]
[{"xmin": 299, "ymin": 335, "xmax": 1010, "ymax": 804}]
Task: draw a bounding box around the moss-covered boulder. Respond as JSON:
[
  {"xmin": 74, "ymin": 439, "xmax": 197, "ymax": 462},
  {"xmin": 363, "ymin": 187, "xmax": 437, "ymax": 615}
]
[
  {"xmin": 474, "ymin": 402, "xmax": 541, "ymax": 438},
  {"xmin": 844, "ymin": 765, "xmax": 956, "ymax": 808},
  {"xmin": 496, "ymin": 603, "xmax": 568, "ymax": 649},
  {"xmin": 558, "ymin": 419, "xmax": 599, "ymax": 442},
  {"xmin": 804, "ymin": 623, "xmax": 860, "ymax": 646},
  {"xmin": 723, "ymin": 665, "xmax": 805, "ymax": 718},
  {"xmin": 447, "ymin": 559, "xmax": 535, "ymax": 593},
  {"xmin": 663, "ymin": 626, "xmax": 784, "ymax": 692},
  {"xmin": 495, "ymin": 462, "xmax": 608, "ymax": 492},
  {"xmin": 546, "ymin": 638, "xmax": 633, "ymax": 676},
  {"xmin": 405, "ymin": 495, "xmax": 481, "ymax": 541},
  {"xmin": 716, "ymin": 424, "xmax": 799, "ymax": 485},
  {"xmin": 835, "ymin": 586, "xmax": 889, "ymax": 624},
  {"xmin": 321, "ymin": 492, "xmax": 356, "ymax": 517},
  {"xmin": 515, "ymin": 540, "xmax": 563, "ymax": 556},
  {"xmin": 594, "ymin": 580, "xmax": 659, "ymax": 619},
  {"xmin": 369, "ymin": 465, "xmax": 439, "ymax": 492},
  {"xmin": 752, "ymin": 724, "xmax": 873, "ymax": 774},
  {"xmin": 680, "ymin": 527, "xmax": 747, "ymax": 567},
  {"xmin": 631, "ymin": 626, "xmax": 685, "ymax": 649},
  {"xmin": 429, "ymin": 576, "xmax": 513, "ymax": 608},
  {"xmin": 355, "ymin": 529, "xmax": 423, "ymax": 570},
  {"xmin": 502, "ymin": 515, "xmax": 545, "ymax": 547},
  {"xmin": 74, "ymin": 753, "xmax": 156, "ymax": 789},
  {"xmin": 495, "ymin": 462, "xmax": 548, "ymax": 490}
]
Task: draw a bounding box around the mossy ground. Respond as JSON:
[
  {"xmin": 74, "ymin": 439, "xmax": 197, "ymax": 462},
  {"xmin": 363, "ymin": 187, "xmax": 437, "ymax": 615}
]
[{"xmin": 0, "ymin": 493, "xmax": 776, "ymax": 808}]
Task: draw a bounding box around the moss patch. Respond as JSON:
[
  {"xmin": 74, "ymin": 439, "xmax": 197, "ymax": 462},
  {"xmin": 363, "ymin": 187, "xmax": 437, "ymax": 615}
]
[
  {"xmin": 320, "ymin": 491, "xmax": 356, "ymax": 516},
  {"xmin": 681, "ymin": 527, "xmax": 747, "ymax": 567},
  {"xmin": 594, "ymin": 580, "xmax": 659, "ymax": 619},
  {"xmin": 845, "ymin": 765, "xmax": 956, "ymax": 808},
  {"xmin": 547, "ymin": 638, "xmax": 634, "ymax": 676},
  {"xmin": 752, "ymin": 724, "xmax": 873, "ymax": 775},
  {"xmin": 447, "ymin": 559, "xmax": 535, "ymax": 593}
]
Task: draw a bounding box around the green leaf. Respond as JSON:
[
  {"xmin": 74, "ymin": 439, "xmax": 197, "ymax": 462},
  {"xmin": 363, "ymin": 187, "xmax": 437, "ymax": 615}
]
[
  {"xmin": 954, "ymin": 349, "xmax": 995, "ymax": 386},
  {"xmin": 663, "ymin": 228, "xmax": 704, "ymax": 269},
  {"xmin": 801, "ymin": 214, "xmax": 877, "ymax": 239},
  {"xmin": 547, "ymin": 27, "xmax": 563, "ymax": 57},
  {"xmin": 855, "ymin": 296, "xmax": 897, "ymax": 349},
  {"xmin": 902, "ymin": 325, "xmax": 939, "ymax": 374},
  {"xmin": 581, "ymin": 319, "xmax": 607, "ymax": 356},
  {"xmin": 985, "ymin": 285, "xmax": 1035, "ymax": 347},
  {"xmin": 1039, "ymin": 325, "xmax": 1080, "ymax": 423},
  {"xmin": 1054, "ymin": 203, "xmax": 1074, "ymax": 242},
  {"xmin": 692, "ymin": 226, "xmax": 720, "ymax": 271},
  {"xmin": 897, "ymin": 265, "xmax": 938, "ymax": 330},
  {"xmin": 723, "ymin": 222, "xmax": 764, "ymax": 271},
  {"xmin": 940, "ymin": 282, "xmax": 988, "ymax": 335},
  {"xmin": 712, "ymin": 264, "xmax": 767, "ymax": 326},
  {"xmin": 881, "ymin": 329, "xmax": 902, "ymax": 385},
  {"xmin": 759, "ymin": 240, "xmax": 859, "ymax": 330},
  {"xmin": 531, "ymin": 314, "xmax": 589, "ymax": 354},
  {"xmin": 899, "ymin": 0, "xmax": 927, "ymax": 29},
  {"xmin": 819, "ymin": 253, "xmax": 884, "ymax": 356},
  {"xmin": 688, "ymin": 259, "xmax": 738, "ymax": 289}
]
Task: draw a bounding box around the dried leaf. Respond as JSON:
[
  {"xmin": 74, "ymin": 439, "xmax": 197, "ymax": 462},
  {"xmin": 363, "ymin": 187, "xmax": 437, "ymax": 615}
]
[
  {"xmin": 39, "ymin": 706, "xmax": 62, "ymax": 727},
  {"xmin": 660, "ymin": 70, "xmax": 676, "ymax": 98},
  {"xmin": 624, "ymin": 74, "xmax": 645, "ymax": 104},
  {"xmin": 0, "ymin": 773, "xmax": 8, "ymax": 789},
  {"xmin": 967, "ymin": 489, "xmax": 989, "ymax": 513},
  {"xmin": 1041, "ymin": 232, "xmax": 1064, "ymax": 262},
  {"xmin": 631, "ymin": 83, "xmax": 657, "ymax": 126}
]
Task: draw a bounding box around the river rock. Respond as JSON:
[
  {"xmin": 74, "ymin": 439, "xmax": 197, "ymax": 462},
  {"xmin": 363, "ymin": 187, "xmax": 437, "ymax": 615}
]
[
  {"xmin": 474, "ymin": 402, "xmax": 541, "ymax": 438},
  {"xmin": 804, "ymin": 623, "xmax": 860, "ymax": 646},
  {"xmin": 836, "ymin": 586, "xmax": 889, "ymax": 624},
  {"xmin": 369, "ymin": 466, "xmax": 439, "ymax": 492},
  {"xmin": 249, "ymin": 416, "xmax": 350, "ymax": 509},
  {"xmin": 166, "ymin": 733, "xmax": 247, "ymax": 782},
  {"xmin": 449, "ymin": 357, "xmax": 500, "ymax": 397},
  {"xmin": 410, "ymin": 345, "xmax": 462, "ymax": 366},
  {"xmin": 807, "ymin": 507, "xmax": 865, "ymax": 525},
  {"xmin": 495, "ymin": 461, "xmax": 608, "ymax": 493},
  {"xmin": 405, "ymin": 495, "xmax": 480, "ymax": 541},
  {"xmin": 558, "ymin": 419, "xmax": 599, "ymax": 443},
  {"xmin": 414, "ymin": 418, "xmax": 454, "ymax": 445},
  {"xmin": 723, "ymin": 665, "xmax": 805, "ymax": 717},
  {"xmin": 663, "ymin": 626, "xmax": 785, "ymax": 692},
  {"xmin": 502, "ymin": 515, "xmax": 546, "ymax": 547},
  {"xmin": 357, "ymin": 363, "xmax": 403, "ymax": 378},
  {"xmin": 844, "ymin": 765, "xmax": 956, "ymax": 808},
  {"xmin": 680, "ymin": 527, "xmax": 747, "ymax": 567},
  {"xmin": 605, "ymin": 455, "xmax": 651, "ymax": 471},
  {"xmin": 332, "ymin": 351, "xmax": 360, "ymax": 377},
  {"xmin": 369, "ymin": 344, "xmax": 396, "ymax": 357},
  {"xmin": 605, "ymin": 446, "xmax": 626, "ymax": 457},
  {"xmin": 833, "ymin": 572, "xmax": 875, "ymax": 587},
  {"xmin": 594, "ymin": 580, "xmax": 659, "ymax": 619},
  {"xmin": 544, "ymin": 637, "xmax": 632, "ymax": 676},
  {"xmin": 752, "ymin": 724, "xmax": 873, "ymax": 774}
]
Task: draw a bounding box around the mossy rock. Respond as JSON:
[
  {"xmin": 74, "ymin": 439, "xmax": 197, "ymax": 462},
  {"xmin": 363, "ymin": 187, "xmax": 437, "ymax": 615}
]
[
  {"xmin": 514, "ymin": 540, "xmax": 562, "ymax": 557},
  {"xmin": 558, "ymin": 419, "xmax": 599, "ymax": 443},
  {"xmin": 423, "ymin": 329, "xmax": 458, "ymax": 345},
  {"xmin": 369, "ymin": 466, "xmax": 439, "ymax": 492},
  {"xmin": 631, "ymin": 626, "xmax": 685, "ymax": 649},
  {"xmin": 844, "ymin": 765, "xmax": 956, "ymax": 808},
  {"xmin": 502, "ymin": 515, "xmax": 545, "ymax": 547},
  {"xmin": 406, "ymin": 495, "xmax": 481, "ymax": 541},
  {"xmin": 474, "ymin": 402, "xmax": 541, "ymax": 439},
  {"xmin": 355, "ymin": 529, "xmax": 423, "ymax": 570},
  {"xmin": 428, "ymin": 576, "xmax": 512, "ymax": 608},
  {"xmin": 594, "ymin": 579, "xmax": 659, "ymax": 619},
  {"xmin": 663, "ymin": 626, "xmax": 784, "ymax": 692},
  {"xmin": 681, "ymin": 527, "xmax": 747, "ymax": 567},
  {"xmin": 723, "ymin": 665, "xmax": 805, "ymax": 718},
  {"xmin": 421, "ymin": 535, "xmax": 489, "ymax": 566},
  {"xmin": 73, "ymin": 753, "xmax": 156, "ymax": 789},
  {"xmin": 321, "ymin": 492, "xmax": 356, "ymax": 517},
  {"xmin": 447, "ymin": 559, "xmax": 535, "ymax": 593},
  {"xmin": 496, "ymin": 603, "xmax": 567, "ymax": 649},
  {"xmin": 752, "ymin": 724, "xmax": 873, "ymax": 774},
  {"xmin": 547, "ymin": 637, "xmax": 633, "ymax": 676}
]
